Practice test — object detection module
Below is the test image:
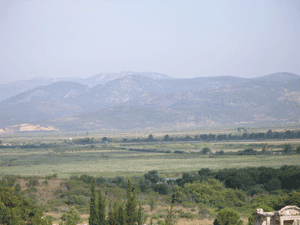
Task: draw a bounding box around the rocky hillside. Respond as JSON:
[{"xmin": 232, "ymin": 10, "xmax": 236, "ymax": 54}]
[{"xmin": 0, "ymin": 72, "xmax": 299, "ymax": 131}]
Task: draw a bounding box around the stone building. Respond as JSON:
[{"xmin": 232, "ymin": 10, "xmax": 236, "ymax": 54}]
[{"xmin": 255, "ymin": 206, "xmax": 300, "ymax": 225}]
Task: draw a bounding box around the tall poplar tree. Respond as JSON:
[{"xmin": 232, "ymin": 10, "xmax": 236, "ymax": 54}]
[
  {"xmin": 98, "ymin": 189, "xmax": 106, "ymax": 225},
  {"xmin": 116, "ymin": 204, "xmax": 126, "ymax": 225},
  {"xmin": 137, "ymin": 203, "xmax": 143, "ymax": 225},
  {"xmin": 125, "ymin": 179, "xmax": 137, "ymax": 225},
  {"xmin": 89, "ymin": 179, "xmax": 97, "ymax": 225}
]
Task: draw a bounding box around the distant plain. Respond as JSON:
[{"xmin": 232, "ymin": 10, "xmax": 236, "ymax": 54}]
[{"xmin": 1, "ymin": 128, "xmax": 300, "ymax": 179}]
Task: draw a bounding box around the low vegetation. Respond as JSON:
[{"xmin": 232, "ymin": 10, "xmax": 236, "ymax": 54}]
[{"xmin": 0, "ymin": 128, "xmax": 300, "ymax": 224}]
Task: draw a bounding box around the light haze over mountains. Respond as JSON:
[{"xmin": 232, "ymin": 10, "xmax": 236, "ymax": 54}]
[
  {"xmin": 0, "ymin": 72, "xmax": 299, "ymax": 131},
  {"xmin": 1, "ymin": 1, "xmax": 299, "ymax": 131}
]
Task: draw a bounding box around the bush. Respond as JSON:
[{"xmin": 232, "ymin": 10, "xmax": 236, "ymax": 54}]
[
  {"xmin": 14, "ymin": 184, "xmax": 21, "ymax": 192},
  {"xmin": 201, "ymin": 147, "xmax": 211, "ymax": 154},
  {"xmin": 198, "ymin": 207, "xmax": 210, "ymax": 218},
  {"xmin": 216, "ymin": 150, "xmax": 224, "ymax": 155},
  {"xmin": 61, "ymin": 207, "xmax": 82, "ymax": 225},
  {"xmin": 174, "ymin": 150, "xmax": 184, "ymax": 154},
  {"xmin": 283, "ymin": 144, "xmax": 292, "ymax": 154},
  {"xmin": 198, "ymin": 168, "xmax": 211, "ymax": 176},
  {"xmin": 213, "ymin": 208, "xmax": 243, "ymax": 225},
  {"xmin": 183, "ymin": 179, "xmax": 245, "ymax": 207},
  {"xmin": 27, "ymin": 179, "xmax": 39, "ymax": 187},
  {"xmin": 171, "ymin": 185, "xmax": 186, "ymax": 203},
  {"xmin": 264, "ymin": 178, "xmax": 281, "ymax": 192},
  {"xmin": 144, "ymin": 170, "xmax": 163, "ymax": 184},
  {"xmin": 285, "ymin": 191, "xmax": 300, "ymax": 207},
  {"xmin": 153, "ymin": 183, "xmax": 169, "ymax": 195},
  {"xmin": 296, "ymin": 146, "xmax": 300, "ymax": 154}
]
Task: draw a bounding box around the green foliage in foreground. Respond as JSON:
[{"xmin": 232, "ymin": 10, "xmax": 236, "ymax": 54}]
[
  {"xmin": 89, "ymin": 179, "xmax": 97, "ymax": 225},
  {"xmin": 182, "ymin": 178, "xmax": 246, "ymax": 208},
  {"xmin": 213, "ymin": 208, "xmax": 243, "ymax": 225},
  {"xmin": 61, "ymin": 207, "xmax": 81, "ymax": 225},
  {"xmin": 90, "ymin": 178, "xmax": 142, "ymax": 225},
  {"xmin": 0, "ymin": 186, "xmax": 47, "ymax": 225}
]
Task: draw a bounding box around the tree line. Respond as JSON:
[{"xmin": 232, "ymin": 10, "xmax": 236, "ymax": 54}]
[{"xmin": 77, "ymin": 129, "xmax": 300, "ymax": 144}]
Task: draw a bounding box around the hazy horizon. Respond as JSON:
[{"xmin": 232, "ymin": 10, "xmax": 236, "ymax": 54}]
[
  {"xmin": 1, "ymin": 1, "xmax": 299, "ymax": 84},
  {"xmin": 1, "ymin": 70, "xmax": 300, "ymax": 85}
]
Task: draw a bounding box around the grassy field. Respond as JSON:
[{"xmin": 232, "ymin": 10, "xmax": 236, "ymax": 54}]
[
  {"xmin": 1, "ymin": 126, "xmax": 300, "ymax": 178},
  {"xmin": 1, "ymin": 141, "xmax": 300, "ymax": 178}
]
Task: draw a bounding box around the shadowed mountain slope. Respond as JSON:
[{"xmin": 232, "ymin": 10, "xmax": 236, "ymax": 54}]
[{"xmin": 0, "ymin": 72, "xmax": 299, "ymax": 130}]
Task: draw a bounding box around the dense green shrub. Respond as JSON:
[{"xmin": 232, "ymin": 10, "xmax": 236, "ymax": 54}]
[
  {"xmin": 183, "ymin": 179, "xmax": 246, "ymax": 207},
  {"xmin": 153, "ymin": 183, "xmax": 169, "ymax": 195},
  {"xmin": 0, "ymin": 186, "xmax": 45, "ymax": 224},
  {"xmin": 213, "ymin": 208, "xmax": 243, "ymax": 225},
  {"xmin": 61, "ymin": 207, "xmax": 82, "ymax": 225},
  {"xmin": 296, "ymin": 146, "xmax": 300, "ymax": 154},
  {"xmin": 27, "ymin": 178, "xmax": 39, "ymax": 187},
  {"xmin": 285, "ymin": 191, "xmax": 300, "ymax": 207},
  {"xmin": 14, "ymin": 183, "xmax": 21, "ymax": 192}
]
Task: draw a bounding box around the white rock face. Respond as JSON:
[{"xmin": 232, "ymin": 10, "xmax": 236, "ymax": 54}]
[{"xmin": 255, "ymin": 206, "xmax": 300, "ymax": 225}]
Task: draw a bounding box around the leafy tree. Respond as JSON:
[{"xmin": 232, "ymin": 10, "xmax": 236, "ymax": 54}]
[
  {"xmin": 153, "ymin": 183, "xmax": 169, "ymax": 195},
  {"xmin": 64, "ymin": 207, "xmax": 81, "ymax": 225},
  {"xmin": 0, "ymin": 202, "xmax": 21, "ymax": 225},
  {"xmin": 283, "ymin": 144, "xmax": 292, "ymax": 154},
  {"xmin": 0, "ymin": 186, "xmax": 44, "ymax": 224},
  {"xmin": 296, "ymin": 146, "xmax": 300, "ymax": 154},
  {"xmin": 89, "ymin": 179, "xmax": 97, "ymax": 225},
  {"xmin": 280, "ymin": 165, "xmax": 300, "ymax": 190},
  {"xmin": 285, "ymin": 191, "xmax": 300, "ymax": 207},
  {"xmin": 183, "ymin": 179, "xmax": 245, "ymax": 207},
  {"xmin": 14, "ymin": 183, "xmax": 21, "ymax": 193},
  {"xmin": 216, "ymin": 150, "xmax": 224, "ymax": 155},
  {"xmin": 139, "ymin": 178, "xmax": 151, "ymax": 192},
  {"xmin": 201, "ymin": 147, "xmax": 211, "ymax": 154},
  {"xmin": 213, "ymin": 208, "xmax": 243, "ymax": 225},
  {"xmin": 266, "ymin": 129, "xmax": 273, "ymax": 139},
  {"xmin": 264, "ymin": 178, "xmax": 281, "ymax": 192},
  {"xmin": 102, "ymin": 137, "xmax": 108, "ymax": 143},
  {"xmin": 198, "ymin": 168, "xmax": 211, "ymax": 176},
  {"xmin": 27, "ymin": 178, "xmax": 39, "ymax": 187},
  {"xmin": 200, "ymin": 134, "xmax": 208, "ymax": 141},
  {"xmin": 144, "ymin": 170, "xmax": 162, "ymax": 184},
  {"xmin": 163, "ymin": 134, "xmax": 170, "ymax": 141},
  {"xmin": 171, "ymin": 185, "xmax": 186, "ymax": 203},
  {"xmin": 148, "ymin": 134, "xmax": 154, "ymax": 142},
  {"xmin": 184, "ymin": 135, "xmax": 192, "ymax": 141},
  {"xmin": 285, "ymin": 130, "xmax": 296, "ymax": 139}
]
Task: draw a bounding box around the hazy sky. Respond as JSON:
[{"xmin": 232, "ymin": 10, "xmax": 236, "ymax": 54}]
[{"xmin": 0, "ymin": 0, "xmax": 299, "ymax": 84}]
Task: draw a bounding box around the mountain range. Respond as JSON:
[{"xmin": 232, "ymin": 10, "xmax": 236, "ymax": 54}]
[
  {"xmin": 0, "ymin": 72, "xmax": 299, "ymax": 131},
  {"xmin": 0, "ymin": 71, "xmax": 172, "ymax": 103}
]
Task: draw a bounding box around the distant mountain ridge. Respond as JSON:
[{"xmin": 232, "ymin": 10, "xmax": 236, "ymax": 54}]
[
  {"xmin": 0, "ymin": 71, "xmax": 173, "ymax": 103},
  {"xmin": 0, "ymin": 72, "xmax": 299, "ymax": 131}
]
